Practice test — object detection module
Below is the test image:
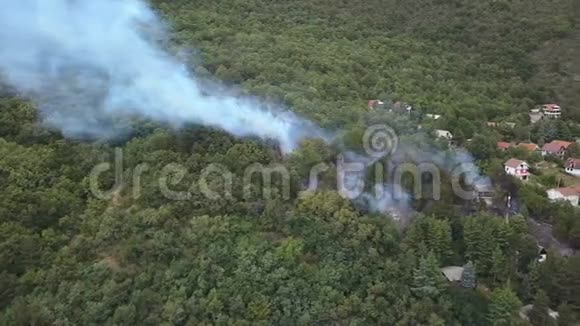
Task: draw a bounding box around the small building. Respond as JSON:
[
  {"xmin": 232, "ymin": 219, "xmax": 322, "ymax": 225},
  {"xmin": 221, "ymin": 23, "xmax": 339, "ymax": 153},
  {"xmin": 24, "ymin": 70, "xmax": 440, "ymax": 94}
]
[
  {"xmin": 546, "ymin": 186, "xmax": 580, "ymax": 206},
  {"xmin": 441, "ymin": 266, "xmax": 464, "ymax": 282},
  {"xmin": 542, "ymin": 104, "xmax": 562, "ymax": 119},
  {"xmin": 435, "ymin": 129, "xmax": 453, "ymax": 140},
  {"xmin": 425, "ymin": 113, "xmax": 441, "ymax": 120},
  {"xmin": 517, "ymin": 143, "xmax": 539, "ymax": 152},
  {"xmin": 565, "ymin": 158, "xmax": 580, "ymax": 176},
  {"xmin": 504, "ymin": 158, "xmax": 530, "ymax": 181},
  {"xmin": 542, "ymin": 140, "xmax": 572, "ymax": 157},
  {"xmin": 474, "ymin": 182, "xmax": 494, "ymax": 206},
  {"xmin": 529, "ymin": 109, "xmax": 543, "ymax": 124},
  {"xmin": 497, "ymin": 142, "xmax": 512, "ymax": 151},
  {"xmin": 368, "ymin": 99, "xmax": 385, "ymax": 110},
  {"xmin": 519, "ymin": 304, "xmax": 559, "ymax": 322},
  {"xmin": 504, "ymin": 122, "xmax": 516, "ymax": 129},
  {"xmin": 538, "ymin": 247, "xmax": 548, "ymax": 263}
]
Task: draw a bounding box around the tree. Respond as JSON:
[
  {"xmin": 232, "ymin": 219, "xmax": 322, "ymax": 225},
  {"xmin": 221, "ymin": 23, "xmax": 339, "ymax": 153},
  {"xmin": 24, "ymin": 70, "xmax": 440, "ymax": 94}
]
[
  {"xmin": 491, "ymin": 246, "xmax": 507, "ymax": 284},
  {"xmin": 529, "ymin": 290, "xmax": 552, "ymax": 326},
  {"xmin": 461, "ymin": 261, "xmax": 477, "ymax": 289},
  {"xmin": 556, "ymin": 303, "xmax": 576, "ymax": 326},
  {"xmin": 487, "ymin": 285, "xmax": 522, "ymax": 326},
  {"xmin": 412, "ymin": 252, "xmax": 446, "ymax": 299},
  {"xmin": 522, "ymin": 261, "xmax": 541, "ymax": 301},
  {"xmin": 467, "ymin": 133, "xmax": 497, "ymax": 161}
]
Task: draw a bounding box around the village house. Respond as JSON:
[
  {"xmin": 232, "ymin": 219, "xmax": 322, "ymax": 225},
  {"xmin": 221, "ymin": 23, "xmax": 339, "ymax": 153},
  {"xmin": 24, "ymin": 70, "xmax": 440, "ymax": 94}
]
[
  {"xmin": 542, "ymin": 140, "xmax": 572, "ymax": 157},
  {"xmin": 546, "ymin": 185, "xmax": 580, "ymax": 206},
  {"xmin": 497, "ymin": 142, "xmax": 512, "ymax": 151},
  {"xmin": 529, "ymin": 108, "xmax": 543, "ymax": 124},
  {"xmin": 504, "ymin": 158, "xmax": 530, "ymax": 181},
  {"xmin": 441, "ymin": 266, "xmax": 463, "ymax": 282},
  {"xmin": 474, "ymin": 182, "xmax": 494, "ymax": 206},
  {"xmin": 367, "ymin": 99, "xmax": 385, "ymax": 110},
  {"xmin": 425, "ymin": 113, "xmax": 441, "ymax": 120},
  {"xmin": 435, "ymin": 129, "xmax": 455, "ymax": 146},
  {"xmin": 565, "ymin": 158, "xmax": 580, "ymax": 176},
  {"xmin": 520, "ymin": 305, "xmax": 559, "ymax": 322},
  {"xmin": 435, "ymin": 129, "xmax": 453, "ymax": 140},
  {"xmin": 517, "ymin": 143, "xmax": 539, "ymax": 152},
  {"xmin": 542, "ymin": 104, "xmax": 562, "ymax": 119}
]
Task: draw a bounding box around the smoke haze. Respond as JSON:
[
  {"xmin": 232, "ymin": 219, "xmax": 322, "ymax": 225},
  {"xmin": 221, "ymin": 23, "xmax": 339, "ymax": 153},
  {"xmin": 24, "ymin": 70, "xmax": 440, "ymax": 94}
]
[{"xmin": 0, "ymin": 0, "xmax": 318, "ymax": 152}]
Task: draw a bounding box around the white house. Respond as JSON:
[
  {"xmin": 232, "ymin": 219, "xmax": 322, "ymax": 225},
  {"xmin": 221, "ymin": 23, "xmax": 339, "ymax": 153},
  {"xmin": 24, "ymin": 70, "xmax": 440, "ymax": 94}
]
[
  {"xmin": 542, "ymin": 104, "xmax": 562, "ymax": 119},
  {"xmin": 435, "ymin": 129, "xmax": 453, "ymax": 140},
  {"xmin": 546, "ymin": 186, "xmax": 580, "ymax": 206},
  {"xmin": 565, "ymin": 158, "xmax": 580, "ymax": 176},
  {"xmin": 504, "ymin": 158, "xmax": 530, "ymax": 181}
]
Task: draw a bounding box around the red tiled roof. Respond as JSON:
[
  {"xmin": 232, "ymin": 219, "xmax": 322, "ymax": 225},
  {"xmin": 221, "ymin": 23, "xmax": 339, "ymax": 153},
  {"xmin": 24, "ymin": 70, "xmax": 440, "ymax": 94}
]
[
  {"xmin": 497, "ymin": 142, "xmax": 512, "ymax": 149},
  {"xmin": 505, "ymin": 158, "xmax": 526, "ymax": 169},
  {"xmin": 542, "ymin": 140, "xmax": 572, "ymax": 153},
  {"xmin": 518, "ymin": 143, "xmax": 539, "ymax": 151},
  {"xmin": 543, "ymin": 104, "xmax": 561, "ymax": 111},
  {"xmin": 554, "ymin": 185, "xmax": 580, "ymax": 197}
]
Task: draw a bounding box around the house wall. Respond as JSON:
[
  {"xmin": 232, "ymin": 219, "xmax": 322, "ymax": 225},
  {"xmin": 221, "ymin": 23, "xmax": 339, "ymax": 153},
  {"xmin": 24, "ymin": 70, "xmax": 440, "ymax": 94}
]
[
  {"xmin": 505, "ymin": 164, "xmax": 529, "ymax": 179},
  {"xmin": 547, "ymin": 190, "xmax": 579, "ymax": 206},
  {"xmin": 565, "ymin": 167, "xmax": 580, "ymax": 176}
]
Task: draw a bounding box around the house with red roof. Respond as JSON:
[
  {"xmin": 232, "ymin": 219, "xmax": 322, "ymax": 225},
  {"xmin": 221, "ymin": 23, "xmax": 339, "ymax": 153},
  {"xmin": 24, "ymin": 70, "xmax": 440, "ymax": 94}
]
[
  {"xmin": 517, "ymin": 143, "xmax": 539, "ymax": 152},
  {"xmin": 504, "ymin": 158, "xmax": 530, "ymax": 181},
  {"xmin": 542, "ymin": 140, "xmax": 572, "ymax": 158},
  {"xmin": 542, "ymin": 104, "xmax": 562, "ymax": 119},
  {"xmin": 497, "ymin": 142, "xmax": 512, "ymax": 151},
  {"xmin": 547, "ymin": 185, "xmax": 580, "ymax": 206},
  {"xmin": 565, "ymin": 158, "xmax": 580, "ymax": 176}
]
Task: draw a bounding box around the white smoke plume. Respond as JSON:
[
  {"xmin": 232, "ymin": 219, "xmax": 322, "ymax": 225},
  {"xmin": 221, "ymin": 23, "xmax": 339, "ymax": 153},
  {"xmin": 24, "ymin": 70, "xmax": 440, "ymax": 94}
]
[{"xmin": 0, "ymin": 0, "xmax": 320, "ymax": 152}]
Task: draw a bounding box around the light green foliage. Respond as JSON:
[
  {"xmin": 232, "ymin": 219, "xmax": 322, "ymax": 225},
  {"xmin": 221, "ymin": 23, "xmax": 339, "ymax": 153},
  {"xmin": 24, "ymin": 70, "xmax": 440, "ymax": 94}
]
[
  {"xmin": 412, "ymin": 252, "xmax": 446, "ymax": 299},
  {"xmin": 487, "ymin": 285, "xmax": 522, "ymax": 326}
]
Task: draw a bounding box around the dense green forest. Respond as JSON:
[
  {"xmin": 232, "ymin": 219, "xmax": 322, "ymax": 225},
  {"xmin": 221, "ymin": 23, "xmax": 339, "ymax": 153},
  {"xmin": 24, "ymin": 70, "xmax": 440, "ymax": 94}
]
[{"xmin": 2, "ymin": 0, "xmax": 580, "ymax": 325}]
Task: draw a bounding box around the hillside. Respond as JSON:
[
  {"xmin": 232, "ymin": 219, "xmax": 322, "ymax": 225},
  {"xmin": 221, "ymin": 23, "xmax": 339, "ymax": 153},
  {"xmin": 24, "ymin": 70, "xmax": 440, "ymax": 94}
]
[
  {"xmin": 1, "ymin": 0, "xmax": 580, "ymax": 325},
  {"xmin": 530, "ymin": 1, "xmax": 580, "ymax": 120}
]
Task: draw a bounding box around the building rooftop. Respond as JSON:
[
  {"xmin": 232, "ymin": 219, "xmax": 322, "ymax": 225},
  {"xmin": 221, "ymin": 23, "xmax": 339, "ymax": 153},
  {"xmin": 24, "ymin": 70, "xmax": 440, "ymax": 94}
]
[
  {"xmin": 566, "ymin": 158, "xmax": 580, "ymax": 168},
  {"xmin": 505, "ymin": 158, "xmax": 526, "ymax": 169},
  {"xmin": 549, "ymin": 185, "xmax": 580, "ymax": 197},
  {"xmin": 497, "ymin": 142, "xmax": 512, "ymax": 150},
  {"xmin": 441, "ymin": 266, "xmax": 464, "ymax": 282},
  {"xmin": 542, "ymin": 140, "xmax": 572, "ymax": 153},
  {"xmin": 517, "ymin": 143, "xmax": 539, "ymax": 151},
  {"xmin": 543, "ymin": 104, "xmax": 561, "ymax": 111}
]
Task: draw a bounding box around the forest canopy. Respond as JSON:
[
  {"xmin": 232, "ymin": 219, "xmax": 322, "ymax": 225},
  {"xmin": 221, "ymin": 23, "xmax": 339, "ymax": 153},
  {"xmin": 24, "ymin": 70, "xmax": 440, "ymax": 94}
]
[{"xmin": 1, "ymin": 0, "xmax": 580, "ymax": 325}]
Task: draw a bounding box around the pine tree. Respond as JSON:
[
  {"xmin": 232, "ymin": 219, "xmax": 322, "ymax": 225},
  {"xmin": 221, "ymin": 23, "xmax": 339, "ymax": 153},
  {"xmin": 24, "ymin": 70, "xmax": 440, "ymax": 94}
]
[
  {"xmin": 460, "ymin": 261, "xmax": 477, "ymax": 289},
  {"xmin": 523, "ymin": 261, "xmax": 541, "ymax": 301},
  {"xmin": 491, "ymin": 246, "xmax": 507, "ymax": 284},
  {"xmin": 556, "ymin": 303, "xmax": 575, "ymax": 326},
  {"xmin": 412, "ymin": 252, "xmax": 445, "ymax": 299},
  {"xmin": 487, "ymin": 285, "xmax": 521, "ymax": 326},
  {"xmin": 529, "ymin": 290, "xmax": 551, "ymax": 326}
]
